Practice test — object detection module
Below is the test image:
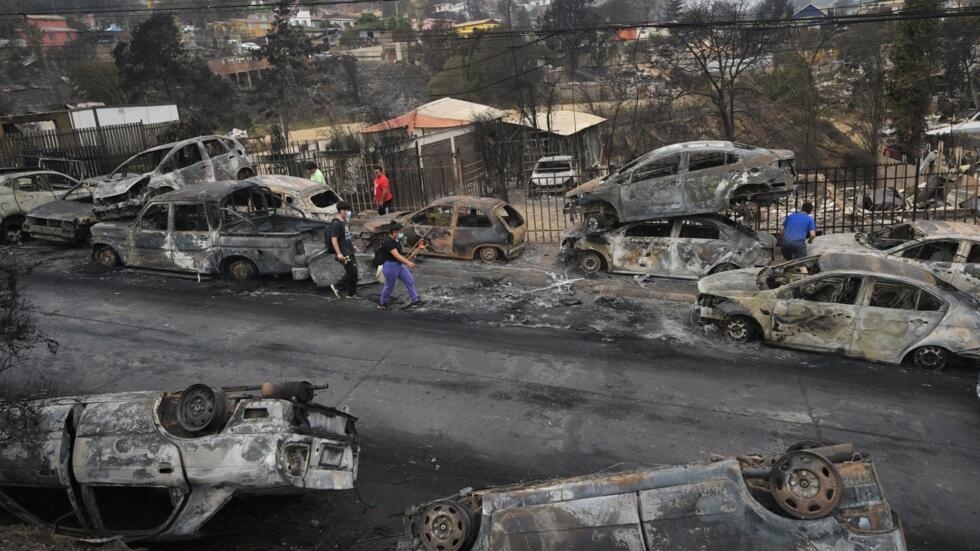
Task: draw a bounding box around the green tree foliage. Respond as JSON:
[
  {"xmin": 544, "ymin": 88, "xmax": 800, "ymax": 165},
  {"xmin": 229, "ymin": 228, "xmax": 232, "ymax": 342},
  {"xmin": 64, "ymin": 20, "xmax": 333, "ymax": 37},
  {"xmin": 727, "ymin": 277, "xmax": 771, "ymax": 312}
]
[
  {"xmin": 538, "ymin": 0, "xmax": 604, "ymax": 81},
  {"xmin": 113, "ymin": 14, "xmax": 238, "ymax": 131},
  {"xmin": 886, "ymin": 0, "xmax": 940, "ymax": 156}
]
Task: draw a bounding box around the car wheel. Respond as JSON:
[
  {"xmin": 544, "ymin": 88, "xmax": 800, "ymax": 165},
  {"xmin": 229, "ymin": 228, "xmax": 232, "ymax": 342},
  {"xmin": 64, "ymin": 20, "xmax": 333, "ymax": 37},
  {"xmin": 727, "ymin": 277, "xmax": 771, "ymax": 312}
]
[
  {"xmin": 94, "ymin": 246, "xmax": 120, "ymax": 268},
  {"xmin": 418, "ymin": 500, "xmax": 474, "ymax": 551},
  {"xmin": 912, "ymin": 345, "xmax": 948, "ymax": 370},
  {"xmin": 176, "ymin": 384, "xmax": 228, "ymax": 433},
  {"xmin": 724, "ymin": 316, "xmax": 757, "ymax": 344},
  {"xmin": 578, "ymin": 251, "xmax": 604, "ymax": 274},
  {"xmin": 0, "ymin": 216, "xmax": 25, "ymax": 245},
  {"xmin": 709, "ymin": 263, "xmax": 739, "ymax": 274},
  {"xmin": 225, "ymin": 258, "xmax": 258, "ymax": 281},
  {"xmin": 237, "ymin": 168, "xmax": 254, "ymax": 180},
  {"xmin": 477, "ymin": 246, "xmax": 500, "ymax": 263},
  {"xmin": 769, "ymin": 450, "xmax": 842, "ymax": 520}
]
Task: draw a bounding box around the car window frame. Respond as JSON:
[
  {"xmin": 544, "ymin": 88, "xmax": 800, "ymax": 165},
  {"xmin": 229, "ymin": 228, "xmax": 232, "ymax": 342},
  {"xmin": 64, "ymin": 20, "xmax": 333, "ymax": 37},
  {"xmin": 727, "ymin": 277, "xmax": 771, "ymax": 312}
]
[{"xmin": 778, "ymin": 274, "xmax": 865, "ymax": 305}]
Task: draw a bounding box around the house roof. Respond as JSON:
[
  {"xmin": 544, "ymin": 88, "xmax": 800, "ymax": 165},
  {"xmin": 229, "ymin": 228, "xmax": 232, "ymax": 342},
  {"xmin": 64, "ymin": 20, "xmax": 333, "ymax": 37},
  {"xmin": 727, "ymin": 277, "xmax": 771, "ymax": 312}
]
[
  {"xmin": 502, "ymin": 109, "xmax": 606, "ymax": 136},
  {"xmin": 792, "ymin": 4, "xmax": 829, "ymax": 18},
  {"xmin": 454, "ymin": 19, "xmax": 500, "ymax": 27},
  {"xmin": 362, "ymin": 98, "xmax": 503, "ymax": 134}
]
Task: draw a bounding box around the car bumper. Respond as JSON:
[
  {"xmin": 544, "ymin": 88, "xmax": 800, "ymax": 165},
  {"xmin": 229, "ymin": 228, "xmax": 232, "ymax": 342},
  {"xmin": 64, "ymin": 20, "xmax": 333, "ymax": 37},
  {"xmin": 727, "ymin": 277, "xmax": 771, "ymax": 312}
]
[
  {"xmin": 505, "ymin": 241, "xmax": 526, "ymax": 259},
  {"xmin": 23, "ymin": 220, "xmax": 86, "ymax": 243}
]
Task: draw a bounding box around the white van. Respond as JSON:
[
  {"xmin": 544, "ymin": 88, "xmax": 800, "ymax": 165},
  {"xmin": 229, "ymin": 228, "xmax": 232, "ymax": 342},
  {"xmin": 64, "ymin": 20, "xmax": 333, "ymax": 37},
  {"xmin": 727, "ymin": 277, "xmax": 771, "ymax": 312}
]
[{"xmin": 528, "ymin": 155, "xmax": 577, "ymax": 197}]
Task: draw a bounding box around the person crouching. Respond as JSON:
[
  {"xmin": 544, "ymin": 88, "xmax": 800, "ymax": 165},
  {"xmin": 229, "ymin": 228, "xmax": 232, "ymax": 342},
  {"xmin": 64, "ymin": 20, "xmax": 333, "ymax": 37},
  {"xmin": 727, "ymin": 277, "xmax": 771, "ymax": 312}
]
[{"xmin": 377, "ymin": 222, "xmax": 423, "ymax": 310}]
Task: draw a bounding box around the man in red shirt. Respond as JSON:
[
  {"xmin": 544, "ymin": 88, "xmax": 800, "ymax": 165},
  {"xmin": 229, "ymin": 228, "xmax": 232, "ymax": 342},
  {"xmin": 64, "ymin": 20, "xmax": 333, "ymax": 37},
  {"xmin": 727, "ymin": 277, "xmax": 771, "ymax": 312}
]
[{"xmin": 373, "ymin": 167, "xmax": 393, "ymax": 215}]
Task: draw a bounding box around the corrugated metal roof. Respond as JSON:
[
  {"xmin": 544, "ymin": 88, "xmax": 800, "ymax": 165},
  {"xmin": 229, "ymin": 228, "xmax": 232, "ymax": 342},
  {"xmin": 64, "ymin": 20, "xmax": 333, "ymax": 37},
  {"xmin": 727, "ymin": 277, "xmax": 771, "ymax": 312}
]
[
  {"xmin": 502, "ymin": 109, "xmax": 606, "ymax": 136},
  {"xmin": 361, "ymin": 98, "xmax": 503, "ymax": 134}
]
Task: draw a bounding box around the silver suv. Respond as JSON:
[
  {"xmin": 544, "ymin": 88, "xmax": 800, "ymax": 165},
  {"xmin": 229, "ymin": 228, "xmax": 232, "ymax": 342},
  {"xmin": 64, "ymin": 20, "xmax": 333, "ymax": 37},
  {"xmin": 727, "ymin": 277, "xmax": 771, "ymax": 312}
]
[{"xmin": 528, "ymin": 155, "xmax": 577, "ymax": 197}]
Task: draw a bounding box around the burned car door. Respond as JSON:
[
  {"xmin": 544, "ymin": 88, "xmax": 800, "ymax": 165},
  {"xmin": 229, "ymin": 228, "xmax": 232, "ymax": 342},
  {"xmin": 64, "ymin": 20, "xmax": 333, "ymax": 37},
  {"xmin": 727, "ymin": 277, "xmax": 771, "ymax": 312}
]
[
  {"xmin": 171, "ymin": 203, "xmax": 214, "ymax": 273},
  {"xmin": 202, "ymin": 138, "xmax": 236, "ymax": 180},
  {"xmin": 131, "ymin": 203, "xmax": 174, "ymax": 270},
  {"xmin": 681, "ymin": 151, "xmax": 739, "ymax": 210},
  {"xmin": 407, "ymin": 205, "xmax": 454, "ymax": 256},
  {"xmin": 953, "ymin": 241, "xmax": 980, "ymax": 294},
  {"xmin": 850, "ymin": 279, "xmax": 946, "ymax": 363},
  {"xmin": 169, "ymin": 142, "xmax": 211, "ymax": 187},
  {"xmin": 619, "ymin": 154, "xmax": 682, "ymax": 220},
  {"xmin": 453, "ymin": 206, "xmax": 497, "ymax": 258},
  {"xmin": 671, "ymin": 218, "xmax": 726, "ymax": 278},
  {"xmin": 770, "ymin": 275, "xmax": 864, "ymax": 352},
  {"xmin": 892, "ymin": 239, "xmax": 969, "ymax": 291},
  {"xmin": 611, "ymin": 220, "xmax": 673, "ymax": 274}
]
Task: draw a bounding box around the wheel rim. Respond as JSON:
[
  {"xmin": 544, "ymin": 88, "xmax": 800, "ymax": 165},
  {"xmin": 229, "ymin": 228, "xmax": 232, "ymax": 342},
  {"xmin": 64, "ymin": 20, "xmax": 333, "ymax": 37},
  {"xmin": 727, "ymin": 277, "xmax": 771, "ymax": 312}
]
[
  {"xmin": 769, "ymin": 451, "xmax": 842, "ymax": 519},
  {"xmin": 725, "ymin": 318, "xmax": 751, "ymax": 342},
  {"xmin": 580, "ymin": 253, "xmax": 602, "ymax": 274},
  {"xmin": 176, "ymin": 384, "xmax": 227, "ymax": 433},
  {"xmin": 96, "ymin": 248, "xmax": 118, "ymax": 267},
  {"xmin": 419, "ymin": 501, "xmax": 472, "ymax": 551},
  {"xmin": 228, "ymin": 260, "xmax": 255, "ymax": 281},
  {"xmin": 479, "ymin": 247, "xmax": 498, "ymax": 263},
  {"xmin": 913, "ymin": 346, "xmax": 946, "ymax": 370}
]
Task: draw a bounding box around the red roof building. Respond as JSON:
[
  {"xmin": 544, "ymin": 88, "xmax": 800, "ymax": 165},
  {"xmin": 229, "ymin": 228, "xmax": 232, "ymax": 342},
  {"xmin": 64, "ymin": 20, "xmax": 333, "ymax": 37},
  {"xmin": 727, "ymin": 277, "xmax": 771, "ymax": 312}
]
[{"xmin": 22, "ymin": 15, "xmax": 78, "ymax": 47}]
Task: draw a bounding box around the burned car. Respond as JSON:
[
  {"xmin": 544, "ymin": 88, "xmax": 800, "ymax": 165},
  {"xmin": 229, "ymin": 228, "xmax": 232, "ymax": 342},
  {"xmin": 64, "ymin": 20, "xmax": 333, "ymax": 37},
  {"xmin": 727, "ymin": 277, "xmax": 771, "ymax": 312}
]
[
  {"xmin": 23, "ymin": 178, "xmax": 97, "ymax": 244},
  {"xmin": 0, "ymin": 170, "xmax": 80, "ymax": 243},
  {"xmin": 398, "ymin": 442, "xmax": 905, "ymax": 551},
  {"xmin": 810, "ymin": 220, "xmax": 980, "ymax": 296},
  {"xmin": 0, "ymin": 381, "xmax": 357, "ymax": 542},
  {"xmin": 696, "ymin": 253, "xmax": 980, "ymax": 370},
  {"xmin": 91, "ymin": 135, "xmax": 253, "ymax": 219},
  {"xmin": 90, "ymin": 180, "xmax": 328, "ymax": 280},
  {"xmin": 561, "ymin": 214, "xmax": 774, "ymax": 278},
  {"xmin": 359, "ymin": 196, "xmax": 527, "ymax": 262},
  {"xmin": 246, "ymin": 174, "xmax": 343, "ymax": 222},
  {"xmin": 565, "ymin": 141, "xmax": 796, "ymax": 231}
]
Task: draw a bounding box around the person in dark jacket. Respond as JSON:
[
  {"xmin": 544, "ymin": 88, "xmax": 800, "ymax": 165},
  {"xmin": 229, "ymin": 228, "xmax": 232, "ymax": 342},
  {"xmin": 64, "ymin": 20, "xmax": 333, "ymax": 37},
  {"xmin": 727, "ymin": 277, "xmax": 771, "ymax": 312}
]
[
  {"xmin": 328, "ymin": 201, "xmax": 358, "ymax": 298},
  {"xmin": 377, "ymin": 222, "xmax": 423, "ymax": 310}
]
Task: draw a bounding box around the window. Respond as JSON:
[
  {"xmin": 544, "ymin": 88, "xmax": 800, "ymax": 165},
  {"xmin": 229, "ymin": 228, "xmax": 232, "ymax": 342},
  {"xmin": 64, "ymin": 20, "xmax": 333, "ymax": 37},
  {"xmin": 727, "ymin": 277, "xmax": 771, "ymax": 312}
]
[
  {"xmin": 866, "ymin": 224, "xmax": 919, "ymax": 250},
  {"xmin": 11, "ymin": 177, "xmax": 38, "ymax": 192},
  {"xmin": 687, "ymin": 151, "xmax": 727, "ymax": 172},
  {"xmin": 92, "ymin": 486, "xmax": 176, "ymax": 531},
  {"xmin": 495, "ymin": 205, "xmax": 525, "ymax": 228},
  {"xmin": 899, "ymin": 240, "xmax": 959, "ymax": 262},
  {"xmin": 114, "ymin": 150, "xmax": 164, "ymax": 177},
  {"xmin": 174, "ymin": 144, "xmax": 203, "ymax": 169},
  {"xmin": 47, "ymin": 173, "xmax": 76, "ymax": 191},
  {"xmin": 457, "ymin": 208, "xmax": 492, "ymax": 228},
  {"xmin": 202, "ymin": 139, "xmax": 229, "ymax": 159},
  {"xmin": 631, "ymin": 155, "xmax": 679, "ymax": 181},
  {"xmin": 310, "ymin": 189, "xmax": 340, "ymax": 208},
  {"xmin": 139, "ymin": 204, "xmax": 169, "ymax": 231},
  {"xmin": 0, "ymin": 487, "xmax": 78, "ymax": 525},
  {"xmin": 173, "ymin": 204, "xmax": 210, "ymax": 232},
  {"xmin": 967, "ymin": 243, "xmax": 980, "ymax": 263},
  {"xmin": 410, "ymin": 206, "xmax": 453, "ymax": 227},
  {"xmin": 869, "ymin": 281, "xmax": 946, "ymax": 311},
  {"xmin": 790, "ymin": 276, "xmax": 861, "ymax": 304},
  {"xmin": 533, "ymin": 160, "xmax": 573, "ymax": 173},
  {"xmin": 220, "ymin": 138, "xmax": 241, "ymax": 153},
  {"xmin": 678, "ymin": 219, "xmax": 720, "ymax": 239},
  {"xmin": 625, "ymin": 220, "xmax": 672, "ymax": 238}
]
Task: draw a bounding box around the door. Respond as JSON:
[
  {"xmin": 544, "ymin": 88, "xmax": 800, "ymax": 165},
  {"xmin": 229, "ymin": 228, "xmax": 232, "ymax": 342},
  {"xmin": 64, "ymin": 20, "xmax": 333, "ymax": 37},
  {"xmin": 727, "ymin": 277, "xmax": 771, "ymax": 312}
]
[
  {"xmin": 611, "ymin": 219, "xmax": 673, "ymax": 274},
  {"xmin": 169, "ymin": 142, "xmax": 212, "ymax": 186},
  {"xmin": 849, "ymin": 279, "xmax": 946, "ymax": 363},
  {"xmin": 619, "ymin": 154, "xmax": 682, "ymax": 219},
  {"xmin": 202, "ymin": 138, "xmax": 236, "ymax": 180},
  {"xmin": 131, "ymin": 203, "xmax": 173, "ymax": 270},
  {"xmin": 671, "ymin": 218, "xmax": 725, "ymax": 278},
  {"xmin": 770, "ymin": 275, "xmax": 864, "ymax": 353},
  {"xmin": 681, "ymin": 151, "xmax": 739, "ymax": 211},
  {"xmin": 171, "ymin": 203, "xmax": 213, "ymax": 272},
  {"xmin": 406, "ymin": 205, "xmax": 455, "ymax": 256},
  {"xmin": 953, "ymin": 241, "xmax": 980, "ymax": 294},
  {"xmin": 452, "ymin": 206, "xmax": 495, "ymax": 258}
]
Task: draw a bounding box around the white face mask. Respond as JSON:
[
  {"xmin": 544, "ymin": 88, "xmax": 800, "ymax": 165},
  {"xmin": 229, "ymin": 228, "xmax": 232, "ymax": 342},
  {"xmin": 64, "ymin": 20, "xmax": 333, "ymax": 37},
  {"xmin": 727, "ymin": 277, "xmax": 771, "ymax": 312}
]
[{"xmin": 397, "ymin": 232, "xmax": 405, "ymax": 240}]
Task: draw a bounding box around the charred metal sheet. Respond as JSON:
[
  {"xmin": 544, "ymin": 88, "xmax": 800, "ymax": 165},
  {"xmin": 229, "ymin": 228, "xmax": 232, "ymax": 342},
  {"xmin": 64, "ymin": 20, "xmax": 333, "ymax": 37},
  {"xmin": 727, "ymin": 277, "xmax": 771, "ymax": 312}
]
[
  {"xmin": 0, "ymin": 382, "xmax": 358, "ymax": 542},
  {"xmin": 397, "ymin": 443, "xmax": 905, "ymax": 551}
]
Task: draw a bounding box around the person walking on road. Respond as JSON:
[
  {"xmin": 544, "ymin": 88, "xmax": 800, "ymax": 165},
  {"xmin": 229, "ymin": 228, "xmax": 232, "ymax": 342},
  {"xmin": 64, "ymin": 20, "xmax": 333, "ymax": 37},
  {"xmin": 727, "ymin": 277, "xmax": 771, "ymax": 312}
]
[
  {"xmin": 306, "ymin": 161, "xmax": 326, "ymax": 185},
  {"xmin": 328, "ymin": 201, "xmax": 358, "ymax": 298},
  {"xmin": 780, "ymin": 202, "xmax": 816, "ymax": 260},
  {"xmin": 373, "ymin": 166, "xmax": 393, "ymax": 215},
  {"xmin": 376, "ymin": 222, "xmax": 423, "ymax": 310}
]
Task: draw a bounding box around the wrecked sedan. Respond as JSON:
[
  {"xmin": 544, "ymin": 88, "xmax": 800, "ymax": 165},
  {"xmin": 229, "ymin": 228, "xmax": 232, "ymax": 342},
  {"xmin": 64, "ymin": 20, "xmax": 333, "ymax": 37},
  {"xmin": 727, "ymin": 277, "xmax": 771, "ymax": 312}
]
[
  {"xmin": 398, "ymin": 442, "xmax": 905, "ymax": 551},
  {"xmin": 91, "ymin": 135, "xmax": 253, "ymax": 219},
  {"xmin": 561, "ymin": 214, "xmax": 775, "ymax": 278},
  {"xmin": 696, "ymin": 253, "xmax": 980, "ymax": 370},
  {"xmin": 246, "ymin": 174, "xmax": 343, "ymax": 222},
  {"xmin": 90, "ymin": 180, "xmax": 328, "ymax": 280},
  {"xmin": 0, "ymin": 381, "xmax": 357, "ymax": 542},
  {"xmin": 359, "ymin": 196, "xmax": 527, "ymax": 262},
  {"xmin": 0, "ymin": 169, "xmax": 80, "ymax": 243},
  {"xmin": 23, "ymin": 178, "xmax": 97, "ymax": 244},
  {"xmin": 810, "ymin": 220, "xmax": 980, "ymax": 296},
  {"xmin": 565, "ymin": 141, "xmax": 796, "ymax": 231}
]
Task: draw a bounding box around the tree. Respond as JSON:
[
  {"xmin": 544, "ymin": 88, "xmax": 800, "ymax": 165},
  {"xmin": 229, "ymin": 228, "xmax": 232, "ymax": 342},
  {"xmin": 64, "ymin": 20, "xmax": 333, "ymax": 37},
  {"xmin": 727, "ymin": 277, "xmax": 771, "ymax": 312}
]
[
  {"xmin": 253, "ymin": 0, "xmax": 316, "ymax": 140},
  {"xmin": 538, "ymin": 0, "xmax": 603, "ymax": 81},
  {"xmin": 886, "ymin": 0, "xmax": 940, "ymax": 157},
  {"xmin": 754, "ymin": 0, "xmax": 794, "ymax": 20},
  {"xmin": 68, "ymin": 63, "xmax": 129, "ymax": 104},
  {"xmin": 838, "ymin": 19, "xmax": 890, "ymax": 165},
  {"xmin": 936, "ymin": 16, "xmax": 980, "ymax": 111},
  {"xmin": 664, "ymin": 0, "xmax": 685, "ymax": 20}
]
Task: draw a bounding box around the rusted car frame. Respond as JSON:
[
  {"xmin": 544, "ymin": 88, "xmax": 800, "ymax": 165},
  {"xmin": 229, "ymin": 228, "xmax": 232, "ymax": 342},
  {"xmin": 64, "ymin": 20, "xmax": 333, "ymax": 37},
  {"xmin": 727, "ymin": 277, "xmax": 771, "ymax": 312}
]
[
  {"xmin": 564, "ymin": 141, "xmax": 796, "ymax": 231},
  {"xmin": 397, "ymin": 442, "xmax": 905, "ymax": 551},
  {"xmin": 91, "ymin": 135, "xmax": 253, "ymax": 219},
  {"xmin": 560, "ymin": 214, "xmax": 775, "ymax": 278},
  {"xmin": 359, "ymin": 196, "xmax": 527, "ymax": 262},
  {"xmin": 90, "ymin": 180, "xmax": 328, "ymax": 280},
  {"xmin": 0, "ymin": 381, "xmax": 358, "ymax": 542},
  {"xmin": 695, "ymin": 253, "xmax": 980, "ymax": 370}
]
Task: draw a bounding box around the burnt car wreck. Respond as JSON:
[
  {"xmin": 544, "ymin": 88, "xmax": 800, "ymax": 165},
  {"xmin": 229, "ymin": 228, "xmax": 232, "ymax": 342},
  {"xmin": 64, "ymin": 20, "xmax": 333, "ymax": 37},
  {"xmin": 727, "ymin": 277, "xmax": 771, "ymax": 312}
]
[
  {"xmin": 397, "ymin": 442, "xmax": 905, "ymax": 551},
  {"xmin": 0, "ymin": 381, "xmax": 358, "ymax": 541}
]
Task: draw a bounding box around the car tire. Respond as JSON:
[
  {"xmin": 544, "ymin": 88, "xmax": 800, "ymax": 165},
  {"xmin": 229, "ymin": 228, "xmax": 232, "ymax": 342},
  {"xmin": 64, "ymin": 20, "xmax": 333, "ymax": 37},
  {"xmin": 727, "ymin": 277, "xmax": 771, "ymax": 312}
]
[
  {"xmin": 225, "ymin": 258, "xmax": 258, "ymax": 281},
  {"xmin": 911, "ymin": 345, "xmax": 948, "ymax": 370},
  {"xmin": 477, "ymin": 246, "xmax": 500, "ymax": 263},
  {"xmin": 94, "ymin": 246, "xmax": 121, "ymax": 268},
  {"xmin": 723, "ymin": 316, "xmax": 758, "ymax": 344},
  {"xmin": 0, "ymin": 216, "xmax": 25, "ymax": 245},
  {"xmin": 578, "ymin": 251, "xmax": 604, "ymax": 274},
  {"xmin": 176, "ymin": 384, "xmax": 228, "ymax": 433}
]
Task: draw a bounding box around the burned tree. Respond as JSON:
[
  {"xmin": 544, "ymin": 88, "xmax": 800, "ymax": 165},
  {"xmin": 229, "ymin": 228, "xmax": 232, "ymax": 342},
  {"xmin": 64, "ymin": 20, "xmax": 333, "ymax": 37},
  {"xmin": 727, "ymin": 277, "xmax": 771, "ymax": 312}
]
[{"xmin": 469, "ymin": 115, "xmax": 525, "ymax": 201}]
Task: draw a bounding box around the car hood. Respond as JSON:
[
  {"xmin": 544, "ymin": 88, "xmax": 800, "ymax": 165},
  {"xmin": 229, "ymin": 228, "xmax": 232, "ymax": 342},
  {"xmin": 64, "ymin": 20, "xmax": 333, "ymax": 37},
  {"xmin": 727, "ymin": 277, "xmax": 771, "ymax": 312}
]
[
  {"xmin": 564, "ymin": 175, "xmax": 604, "ymax": 198},
  {"xmin": 361, "ymin": 211, "xmax": 412, "ymax": 233},
  {"xmin": 93, "ymin": 174, "xmax": 147, "ymax": 199},
  {"xmin": 808, "ymin": 233, "xmax": 868, "ymax": 256},
  {"xmin": 27, "ymin": 199, "xmax": 95, "ymax": 222},
  {"xmin": 697, "ymin": 267, "xmax": 765, "ymax": 296},
  {"xmin": 769, "ymin": 148, "xmax": 795, "ymax": 160}
]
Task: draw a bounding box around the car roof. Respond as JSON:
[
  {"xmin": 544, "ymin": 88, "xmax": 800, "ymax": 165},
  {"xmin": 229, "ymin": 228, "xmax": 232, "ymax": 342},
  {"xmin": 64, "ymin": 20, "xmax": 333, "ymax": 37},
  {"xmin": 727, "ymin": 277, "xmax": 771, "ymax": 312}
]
[
  {"xmin": 0, "ymin": 169, "xmax": 76, "ymax": 182},
  {"xmin": 151, "ymin": 180, "xmax": 259, "ymax": 203},
  {"xmin": 428, "ymin": 195, "xmax": 506, "ymax": 209},
  {"xmin": 818, "ymin": 252, "xmax": 940, "ymax": 286},
  {"xmin": 907, "ymin": 220, "xmax": 980, "ymax": 240},
  {"xmin": 140, "ymin": 134, "xmax": 236, "ymax": 154},
  {"xmin": 246, "ymin": 174, "xmax": 334, "ymax": 194},
  {"xmin": 536, "ymin": 155, "xmax": 574, "ymax": 162}
]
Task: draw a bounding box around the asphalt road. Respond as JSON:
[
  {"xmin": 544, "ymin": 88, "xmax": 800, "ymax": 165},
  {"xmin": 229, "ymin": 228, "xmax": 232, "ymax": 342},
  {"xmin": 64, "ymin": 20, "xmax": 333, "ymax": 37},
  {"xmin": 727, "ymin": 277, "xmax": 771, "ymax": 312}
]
[{"xmin": 11, "ymin": 257, "xmax": 980, "ymax": 551}]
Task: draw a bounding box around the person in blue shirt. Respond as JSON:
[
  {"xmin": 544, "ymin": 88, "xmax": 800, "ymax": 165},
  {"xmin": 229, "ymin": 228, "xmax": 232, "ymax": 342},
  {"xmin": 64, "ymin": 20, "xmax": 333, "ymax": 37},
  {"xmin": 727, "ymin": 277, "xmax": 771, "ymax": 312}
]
[{"xmin": 780, "ymin": 202, "xmax": 816, "ymax": 260}]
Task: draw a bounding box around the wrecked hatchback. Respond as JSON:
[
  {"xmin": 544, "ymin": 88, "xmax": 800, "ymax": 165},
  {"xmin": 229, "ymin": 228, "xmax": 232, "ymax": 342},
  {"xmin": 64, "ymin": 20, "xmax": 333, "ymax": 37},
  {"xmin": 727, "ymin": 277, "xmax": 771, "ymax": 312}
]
[
  {"xmin": 90, "ymin": 180, "xmax": 328, "ymax": 280},
  {"xmin": 0, "ymin": 381, "xmax": 357, "ymax": 542},
  {"xmin": 246, "ymin": 174, "xmax": 343, "ymax": 222},
  {"xmin": 398, "ymin": 442, "xmax": 905, "ymax": 551},
  {"xmin": 561, "ymin": 214, "xmax": 774, "ymax": 278},
  {"xmin": 565, "ymin": 141, "xmax": 796, "ymax": 231},
  {"xmin": 696, "ymin": 253, "xmax": 980, "ymax": 370}
]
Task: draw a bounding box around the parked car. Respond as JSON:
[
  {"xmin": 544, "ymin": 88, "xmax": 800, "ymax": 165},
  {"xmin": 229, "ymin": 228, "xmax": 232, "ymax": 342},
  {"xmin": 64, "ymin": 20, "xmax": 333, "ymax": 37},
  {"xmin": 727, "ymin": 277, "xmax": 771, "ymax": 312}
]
[
  {"xmin": 0, "ymin": 170, "xmax": 80, "ymax": 243},
  {"xmin": 564, "ymin": 141, "xmax": 796, "ymax": 232},
  {"xmin": 0, "ymin": 381, "xmax": 358, "ymax": 542},
  {"xmin": 90, "ymin": 181, "xmax": 328, "ymax": 280},
  {"xmin": 23, "ymin": 178, "xmax": 98, "ymax": 244},
  {"xmin": 810, "ymin": 220, "xmax": 980, "ymax": 296},
  {"xmin": 561, "ymin": 214, "xmax": 775, "ymax": 278},
  {"xmin": 397, "ymin": 442, "xmax": 905, "ymax": 551},
  {"xmin": 528, "ymin": 155, "xmax": 577, "ymax": 197},
  {"xmin": 240, "ymin": 41, "xmax": 261, "ymax": 51},
  {"xmin": 91, "ymin": 135, "xmax": 254, "ymax": 219},
  {"xmin": 246, "ymin": 174, "xmax": 343, "ymax": 222},
  {"xmin": 696, "ymin": 253, "xmax": 980, "ymax": 370},
  {"xmin": 359, "ymin": 196, "xmax": 527, "ymax": 262}
]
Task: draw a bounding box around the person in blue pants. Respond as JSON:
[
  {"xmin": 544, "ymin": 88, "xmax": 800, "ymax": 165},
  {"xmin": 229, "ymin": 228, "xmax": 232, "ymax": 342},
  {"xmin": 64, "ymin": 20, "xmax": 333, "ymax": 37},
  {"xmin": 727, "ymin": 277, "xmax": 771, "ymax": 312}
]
[{"xmin": 377, "ymin": 222, "xmax": 424, "ymax": 310}]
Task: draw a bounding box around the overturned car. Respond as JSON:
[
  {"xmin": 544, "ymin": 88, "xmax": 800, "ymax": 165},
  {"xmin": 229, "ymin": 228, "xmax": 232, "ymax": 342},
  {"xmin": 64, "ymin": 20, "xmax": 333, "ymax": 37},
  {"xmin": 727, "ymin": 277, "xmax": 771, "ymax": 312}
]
[
  {"xmin": 0, "ymin": 381, "xmax": 358, "ymax": 541},
  {"xmin": 397, "ymin": 442, "xmax": 905, "ymax": 551},
  {"xmin": 564, "ymin": 141, "xmax": 796, "ymax": 232}
]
